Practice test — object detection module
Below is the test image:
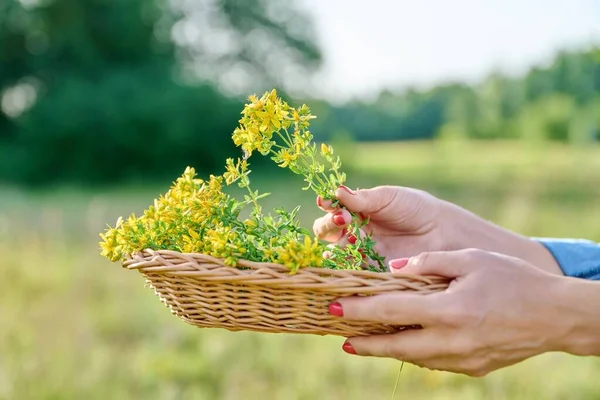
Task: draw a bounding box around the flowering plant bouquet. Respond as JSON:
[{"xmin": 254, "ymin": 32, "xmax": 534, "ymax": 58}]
[
  {"xmin": 99, "ymin": 90, "xmax": 386, "ymax": 273},
  {"xmin": 97, "ymin": 90, "xmax": 447, "ymax": 337}
]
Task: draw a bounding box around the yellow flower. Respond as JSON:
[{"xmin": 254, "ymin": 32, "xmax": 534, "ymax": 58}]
[
  {"xmin": 320, "ymin": 143, "xmax": 332, "ymax": 156},
  {"xmin": 99, "ymin": 228, "xmax": 122, "ymax": 262},
  {"xmin": 234, "ymin": 89, "xmax": 293, "ymax": 156},
  {"xmin": 277, "ymin": 149, "xmax": 298, "ymax": 168},
  {"xmin": 256, "ymin": 99, "xmax": 289, "ymax": 131},
  {"xmin": 276, "ymin": 235, "xmax": 324, "ymax": 273},
  {"xmin": 223, "ymin": 157, "xmax": 248, "ymax": 185},
  {"xmin": 246, "ymin": 94, "xmax": 262, "ymax": 109}
]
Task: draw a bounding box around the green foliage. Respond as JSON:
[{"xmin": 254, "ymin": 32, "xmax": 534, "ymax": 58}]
[
  {"xmin": 5, "ymin": 71, "xmax": 243, "ymax": 184},
  {"xmin": 310, "ymin": 47, "xmax": 600, "ymax": 144},
  {"xmin": 0, "ymin": 0, "xmax": 321, "ymax": 185},
  {"xmin": 311, "ymin": 87, "xmax": 453, "ymax": 142}
]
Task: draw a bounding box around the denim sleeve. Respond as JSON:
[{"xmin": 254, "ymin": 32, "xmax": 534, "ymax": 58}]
[{"xmin": 534, "ymin": 238, "xmax": 600, "ymax": 280}]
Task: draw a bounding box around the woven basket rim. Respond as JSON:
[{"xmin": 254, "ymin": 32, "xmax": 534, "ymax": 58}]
[
  {"xmin": 123, "ymin": 248, "xmax": 445, "ymax": 278},
  {"xmin": 122, "ymin": 249, "xmax": 450, "ymax": 293}
]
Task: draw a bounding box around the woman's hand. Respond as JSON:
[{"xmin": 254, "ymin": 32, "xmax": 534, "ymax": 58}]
[
  {"xmin": 329, "ymin": 249, "xmax": 600, "ymax": 376},
  {"xmin": 313, "ymin": 185, "xmax": 562, "ymax": 275}
]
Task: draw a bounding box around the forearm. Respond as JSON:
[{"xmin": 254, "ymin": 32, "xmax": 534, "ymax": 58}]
[
  {"xmin": 553, "ymin": 276, "xmax": 600, "ymax": 357},
  {"xmin": 445, "ymin": 202, "xmax": 563, "ymax": 275}
]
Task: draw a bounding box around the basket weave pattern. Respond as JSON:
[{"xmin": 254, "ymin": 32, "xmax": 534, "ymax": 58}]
[{"xmin": 124, "ymin": 249, "xmax": 450, "ymax": 337}]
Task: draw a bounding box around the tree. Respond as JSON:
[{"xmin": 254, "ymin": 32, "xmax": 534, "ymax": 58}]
[{"xmin": 0, "ymin": 0, "xmax": 321, "ymax": 184}]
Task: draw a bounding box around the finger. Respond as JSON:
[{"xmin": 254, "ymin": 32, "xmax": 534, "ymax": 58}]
[
  {"xmin": 345, "ymin": 329, "xmax": 447, "ymax": 361},
  {"xmin": 334, "ymin": 232, "xmax": 351, "ymax": 248},
  {"xmin": 334, "ymin": 227, "xmax": 364, "ymax": 249},
  {"xmin": 334, "ymin": 292, "xmax": 444, "ymax": 326},
  {"xmin": 390, "ymin": 249, "xmax": 487, "ymax": 278},
  {"xmin": 334, "ymin": 185, "xmax": 398, "ymax": 215},
  {"xmin": 313, "ymin": 209, "xmax": 352, "ymax": 242},
  {"xmin": 333, "ymin": 230, "xmax": 386, "ymax": 271},
  {"xmin": 316, "ymin": 196, "xmax": 338, "ymax": 212}
]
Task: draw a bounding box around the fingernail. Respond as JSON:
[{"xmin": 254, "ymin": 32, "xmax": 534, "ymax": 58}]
[
  {"xmin": 338, "ymin": 185, "xmax": 355, "ymax": 195},
  {"xmin": 389, "ymin": 258, "xmax": 409, "ymax": 270},
  {"xmin": 316, "ymin": 196, "xmax": 323, "ymax": 207},
  {"xmin": 347, "ymin": 233, "xmax": 357, "ymax": 244},
  {"xmin": 328, "ymin": 301, "xmax": 344, "ymax": 317},
  {"xmin": 342, "ymin": 341, "xmax": 356, "ymax": 355},
  {"xmin": 332, "ymin": 211, "xmax": 345, "ymax": 226}
]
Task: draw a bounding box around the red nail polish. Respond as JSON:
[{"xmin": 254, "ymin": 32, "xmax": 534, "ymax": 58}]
[
  {"xmin": 332, "ymin": 211, "xmax": 345, "ymax": 226},
  {"xmin": 328, "ymin": 302, "xmax": 344, "ymax": 317},
  {"xmin": 347, "ymin": 233, "xmax": 357, "ymax": 245},
  {"xmin": 316, "ymin": 196, "xmax": 323, "ymax": 207},
  {"xmin": 390, "ymin": 258, "xmax": 409, "ymax": 270},
  {"xmin": 357, "ymin": 248, "xmax": 366, "ymax": 259},
  {"xmin": 338, "ymin": 185, "xmax": 355, "ymax": 195},
  {"xmin": 342, "ymin": 341, "xmax": 356, "ymax": 355}
]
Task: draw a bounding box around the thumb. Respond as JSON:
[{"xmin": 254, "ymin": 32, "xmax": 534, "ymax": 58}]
[
  {"xmin": 389, "ymin": 249, "xmax": 485, "ymax": 278},
  {"xmin": 335, "ymin": 185, "xmax": 400, "ymax": 215}
]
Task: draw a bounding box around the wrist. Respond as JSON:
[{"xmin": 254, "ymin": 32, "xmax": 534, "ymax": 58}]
[
  {"xmin": 551, "ymin": 277, "xmax": 600, "ymax": 356},
  {"xmin": 512, "ymin": 238, "xmax": 563, "ymax": 276},
  {"xmin": 442, "ymin": 201, "xmax": 562, "ymax": 275}
]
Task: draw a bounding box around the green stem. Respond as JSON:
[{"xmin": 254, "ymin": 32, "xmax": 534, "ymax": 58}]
[
  {"xmin": 271, "ymin": 131, "xmax": 332, "ymax": 198},
  {"xmin": 243, "ymin": 180, "xmax": 261, "ymax": 215},
  {"xmin": 275, "ymin": 130, "xmax": 294, "ymax": 149}
]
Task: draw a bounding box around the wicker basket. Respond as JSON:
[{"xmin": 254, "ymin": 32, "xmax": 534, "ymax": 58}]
[{"xmin": 124, "ymin": 249, "xmax": 450, "ymax": 337}]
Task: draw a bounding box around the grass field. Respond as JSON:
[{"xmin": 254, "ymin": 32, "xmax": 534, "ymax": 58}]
[{"xmin": 2, "ymin": 140, "xmax": 600, "ymax": 399}]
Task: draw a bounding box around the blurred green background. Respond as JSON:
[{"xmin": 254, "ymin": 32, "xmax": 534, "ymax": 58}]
[{"xmin": 1, "ymin": 0, "xmax": 599, "ymax": 399}]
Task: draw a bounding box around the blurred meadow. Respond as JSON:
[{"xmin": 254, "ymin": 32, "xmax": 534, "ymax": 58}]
[{"xmin": 1, "ymin": 0, "xmax": 600, "ymax": 399}]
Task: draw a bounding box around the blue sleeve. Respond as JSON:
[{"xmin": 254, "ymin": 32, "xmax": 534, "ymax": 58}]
[{"xmin": 534, "ymin": 238, "xmax": 600, "ymax": 280}]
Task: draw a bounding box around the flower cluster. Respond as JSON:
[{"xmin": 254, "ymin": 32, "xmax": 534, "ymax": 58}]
[
  {"xmin": 232, "ymin": 90, "xmax": 343, "ymax": 200},
  {"xmin": 99, "ymin": 89, "xmax": 385, "ymax": 273},
  {"xmin": 99, "ymin": 166, "xmax": 324, "ymax": 272},
  {"xmin": 232, "ymin": 90, "xmax": 385, "ymax": 271}
]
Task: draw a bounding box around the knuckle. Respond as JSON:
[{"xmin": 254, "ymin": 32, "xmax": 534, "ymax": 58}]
[
  {"xmin": 460, "ymin": 359, "xmax": 489, "ymax": 377},
  {"xmin": 373, "ymin": 296, "xmax": 403, "ymax": 324},
  {"xmin": 312, "ymin": 221, "xmax": 324, "ymax": 238},
  {"xmin": 374, "ymin": 299, "xmax": 395, "ymax": 322},
  {"xmin": 412, "ymin": 251, "xmax": 430, "ymax": 269},
  {"xmin": 461, "ymin": 248, "xmax": 484, "ymax": 261},
  {"xmin": 438, "ymin": 301, "xmax": 472, "ymax": 326},
  {"xmin": 313, "ymin": 217, "xmax": 335, "ymax": 240},
  {"xmin": 471, "ymin": 369, "xmax": 489, "ymax": 378},
  {"xmin": 383, "ymin": 340, "xmax": 399, "ymax": 359},
  {"xmin": 383, "ymin": 339, "xmax": 411, "ymax": 361}
]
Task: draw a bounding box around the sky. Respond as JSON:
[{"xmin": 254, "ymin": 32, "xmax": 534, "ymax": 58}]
[{"xmin": 298, "ymin": 0, "xmax": 600, "ymax": 103}]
